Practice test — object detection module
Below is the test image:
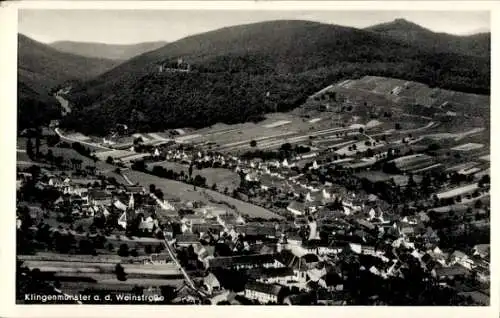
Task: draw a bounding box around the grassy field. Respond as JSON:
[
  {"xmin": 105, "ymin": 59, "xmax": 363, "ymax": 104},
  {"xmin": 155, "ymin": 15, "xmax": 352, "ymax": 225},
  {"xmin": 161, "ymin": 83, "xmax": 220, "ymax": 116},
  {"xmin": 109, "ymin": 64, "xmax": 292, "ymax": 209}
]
[
  {"xmin": 123, "ymin": 169, "xmax": 283, "ymax": 220},
  {"xmin": 150, "ymin": 161, "xmax": 239, "ymax": 192},
  {"xmin": 436, "ymin": 183, "xmax": 479, "ymax": 200}
]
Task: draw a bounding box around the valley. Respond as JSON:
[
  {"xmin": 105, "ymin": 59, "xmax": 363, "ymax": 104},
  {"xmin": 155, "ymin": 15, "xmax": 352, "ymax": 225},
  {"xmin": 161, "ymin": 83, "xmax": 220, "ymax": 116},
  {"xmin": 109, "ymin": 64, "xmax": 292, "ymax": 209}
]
[{"xmin": 15, "ymin": 16, "xmax": 491, "ymax": 306}]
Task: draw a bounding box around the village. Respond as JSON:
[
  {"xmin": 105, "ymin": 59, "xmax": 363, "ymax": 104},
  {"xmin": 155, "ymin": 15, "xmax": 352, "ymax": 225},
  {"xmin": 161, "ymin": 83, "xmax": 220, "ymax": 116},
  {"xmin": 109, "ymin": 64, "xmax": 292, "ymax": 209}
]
[{"xmin": 16, "ymin": 76, "xmax": 490, "ymax": 305}]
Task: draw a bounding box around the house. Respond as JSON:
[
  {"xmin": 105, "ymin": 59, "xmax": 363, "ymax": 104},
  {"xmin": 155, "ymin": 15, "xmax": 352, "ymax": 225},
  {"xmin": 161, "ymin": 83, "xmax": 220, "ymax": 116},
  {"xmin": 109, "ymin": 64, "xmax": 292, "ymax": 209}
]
[
  {"xmin": 287, "ymin": 201, "xmax": 307, "ymax": 216},
  {"xmin": 286, "ymin": 233, "xmax": 303, "ymax": 247},
  {"xmin": 450, "ymin": 250, "xmax": 474, "ymax": 270},
  {"xmin": 356, "ymin": 219, "xmax": 376, "ymax": 231},
  {"xmin": 275, "ymin": 251, "xmax": 319, "ymax": 284},
  {"xmin": 175, "ymin": 233, "xmax": 200, "ymax": 247},
  {"xmin": 172, "ymin": 284, "xmax": 202, "ymax": 304},
  {"xmin": 125, "ymin": 185, "xmax": 145, "ymax": 194},
  {"xmin": 248, "ymin": 267, "xmax": 295, "ymax": 285},
  {"xmin": 147, "ymin": 252, "xmax": 173, "ymax": 264},
  {"xmin": 458, "ymin": 291, "xmax": 490, "ymax": 305},
  {"xmin": 433, "ymin": 265, "xmax": 469, "ymax": 282},
  {"xmin": 88, "ymin": 189, "xmax": 112, "ymax": 206},
  {"xmin": 316, "ymin": 289, "xmax": 348, "ymax": 305},
  {"xmin": 283, "ymin": 293, "xmax": 314, "ymax": 305},
  {"xmin": 203, "ymin": 272, "xmax": 221, "ymax": 295},
  {"xmin": 208, "ymin": 254, "xmax": 279, "ymax": 270},
  {"xmin": 472, "ymin": 244, "xmax": 490, "ymax": 259},
  {"xmin": 301, "ymin": 240, "xmax": 343, "ymax": 256},
  {"xmin": 244, "ymin": 282, "xmax": 284, "ymax": 304},
  {"xmin": 236, "ymin": 223, "xmax": 277, "ymax": 238}
]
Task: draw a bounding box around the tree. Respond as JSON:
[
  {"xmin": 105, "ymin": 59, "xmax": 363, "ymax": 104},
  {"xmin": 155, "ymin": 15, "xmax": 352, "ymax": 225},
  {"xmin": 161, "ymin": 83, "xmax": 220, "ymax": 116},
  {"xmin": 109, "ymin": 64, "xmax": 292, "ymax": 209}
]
[
  {"xmin": 54, "ymin": 155, "xmax": 63, "ymax": 168},
  {"xmin": 115, "ymin": 263, "xmax": 127, "ymax": 281},
  {"xmin": 250, "ymin": 140, "xmax": 257, "ymax": 147},
  {"xmin": 427, "ymin": 143, "xmax": 441, "ymax": 152},
  {"xmin": 106, "ymin": 156, "xmax": 114, "ymax": 164},
  {"xmin": 211, "ymin": 183, "xmax": 217, "ymax": 191},
  {"xmin": 35, "ymin": 128, "xmax": 41, "ymax": 158},
  {"xmin": 365, "ymin": 148, "xmax": 374, "ymax": 158},
  {"xmin": 359, "ymin": 127, "xmax": 364, "ymax": 134},
  {"xmin": 478, "ymin": 175, "xmax": 490, "ymax": 187},
  {"xmin": 280, "ymin": 143, "xmax": 292, "ymax": 152},
  {"xmin": 155, "ymin": 189, "xmax": 164, "ymax": 201},
  {"xmin": 46, "ymin": 134, "xmax": 60, "ymax": 147},
  {"xmin": 46, "ymin": 149, "xmax": 54, "ymax": 166},
  {"xmin": 395, "ymin": 123, "xmax": 402, "ymax": 130},
  {"xmin": 79, "ymin": 239, "xmax": 96, "ymax": 255},
  {"xmin": 474, "ymin": 200, "xmax": 483, "ymax": 209},
  {"xmin": 188, "ymin": 164, "xmax": 193, "ymax": 179},
  {"xmin": 26, "ymin": 138, "xmax": 34, "ymax": 159},
  {"xmin": 149, "ymin": 184, "xmax": 156, "ymax": 194},
  {"xmin": 118, "ymin": 243, "xmax": 129, "ymax": 257}
]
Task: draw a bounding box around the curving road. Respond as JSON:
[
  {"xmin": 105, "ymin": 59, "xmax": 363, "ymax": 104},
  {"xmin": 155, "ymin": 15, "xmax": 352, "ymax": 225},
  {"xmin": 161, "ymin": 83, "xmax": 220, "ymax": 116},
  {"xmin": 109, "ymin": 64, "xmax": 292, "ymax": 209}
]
[{"xmin": 54, "ymin": 128, "xmax": 111, "ymax": 151}]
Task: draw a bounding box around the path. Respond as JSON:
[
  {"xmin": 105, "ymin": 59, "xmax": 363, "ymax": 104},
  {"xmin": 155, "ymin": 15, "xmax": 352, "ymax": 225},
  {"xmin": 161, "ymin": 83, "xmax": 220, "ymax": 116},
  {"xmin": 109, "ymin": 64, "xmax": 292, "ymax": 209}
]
[
  {"xmin": 54, "ymin": 128, "xmax": 111, "ymax": 151},
  {"xmin": 121, "ymin": 173, "xmax": 134, "ymax": 186}
]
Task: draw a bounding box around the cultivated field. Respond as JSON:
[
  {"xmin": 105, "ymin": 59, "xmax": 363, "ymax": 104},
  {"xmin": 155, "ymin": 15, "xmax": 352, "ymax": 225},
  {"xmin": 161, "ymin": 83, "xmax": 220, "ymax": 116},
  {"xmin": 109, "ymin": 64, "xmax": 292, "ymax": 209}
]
[
  {"xmin": 436, "ymin": 183, "xmax": 479, "ymax": 200},
  {"xmin": 451, "ymin": 143, "xmax": 484, "ymax": 152}
]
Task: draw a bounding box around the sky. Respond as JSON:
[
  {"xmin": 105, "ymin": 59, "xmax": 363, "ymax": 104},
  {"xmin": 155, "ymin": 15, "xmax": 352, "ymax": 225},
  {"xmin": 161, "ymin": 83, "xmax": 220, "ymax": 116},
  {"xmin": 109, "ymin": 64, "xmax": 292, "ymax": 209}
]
[{"xmin": 19, "ymin": 10, "xmax": 490, "ymax": 45}]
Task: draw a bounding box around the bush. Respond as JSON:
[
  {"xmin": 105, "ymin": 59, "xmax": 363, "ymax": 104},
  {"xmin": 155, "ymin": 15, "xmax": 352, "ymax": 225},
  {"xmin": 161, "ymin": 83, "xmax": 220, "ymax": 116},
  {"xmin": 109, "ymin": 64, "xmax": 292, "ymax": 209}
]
[{"xmin": 118, "ymin": 243, "xmax": 129, "ymax": 257}]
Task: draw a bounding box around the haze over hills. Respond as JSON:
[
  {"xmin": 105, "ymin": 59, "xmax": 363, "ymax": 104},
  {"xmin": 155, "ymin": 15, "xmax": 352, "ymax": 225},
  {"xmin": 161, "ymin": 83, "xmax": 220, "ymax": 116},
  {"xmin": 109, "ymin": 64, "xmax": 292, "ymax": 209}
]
[
  {"xmin": 366, "ymin": 18, "xmax": 490, "ymax": 58},
  {"xmin": 49, "ymin": 40, "xmax": 168, "ymax": 61},
  {"xmin": 18, "ymin": 34, "xmax": 122, "ymax": 129},
  {"xmin": 60, "ymin": 19, "xmax": 490, "ymax": 136}
]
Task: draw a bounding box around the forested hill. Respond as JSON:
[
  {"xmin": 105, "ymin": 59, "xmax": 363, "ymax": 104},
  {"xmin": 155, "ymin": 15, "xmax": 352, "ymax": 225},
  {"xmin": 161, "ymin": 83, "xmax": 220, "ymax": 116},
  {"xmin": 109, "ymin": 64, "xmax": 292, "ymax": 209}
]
[
  {"xmin": 62, "ymin": 20, "xmax": 490, "ymax": 136},
  {"xmin": 19, "ymin": 34, "xmax": 120, "ymax": 93},
  {"xmin": 365, "ymin": 18, "xmax": 490, "ymax": 58},
  {"xmin": 49, "ymin": 40, "xmax": 168, "ymax": 61},
  {"xmin": 18, "ymin": 34, "xmax": 122, "ymax": 129}
]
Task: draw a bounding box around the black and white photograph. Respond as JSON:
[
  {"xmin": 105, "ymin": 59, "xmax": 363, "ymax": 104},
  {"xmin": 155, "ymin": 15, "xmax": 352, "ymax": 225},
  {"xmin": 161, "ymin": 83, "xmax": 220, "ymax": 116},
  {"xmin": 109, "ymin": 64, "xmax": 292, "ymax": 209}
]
[{"xmin": 3, "ymin": 1, "xmax": 495, "ymax": 311}]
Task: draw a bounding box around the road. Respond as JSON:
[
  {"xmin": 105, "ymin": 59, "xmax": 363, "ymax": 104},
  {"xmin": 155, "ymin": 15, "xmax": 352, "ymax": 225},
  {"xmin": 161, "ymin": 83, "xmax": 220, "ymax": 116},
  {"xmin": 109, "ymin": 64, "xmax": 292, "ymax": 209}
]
[
  {"xmin": 54, "ymin": 128, "xmax": 111, "ymax": 151},
  {"xmin": 54, "ymin": 93, "xmax": 72, "ymax": 115}
]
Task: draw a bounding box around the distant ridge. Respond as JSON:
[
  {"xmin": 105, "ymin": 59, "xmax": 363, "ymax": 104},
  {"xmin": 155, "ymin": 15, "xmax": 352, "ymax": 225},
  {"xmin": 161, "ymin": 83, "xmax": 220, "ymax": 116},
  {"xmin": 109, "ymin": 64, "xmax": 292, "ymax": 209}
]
[
  {"xmin": 365, "ymin": 18, "xmax": 490, "ymax": 58},
  {"xmin": 49, "ymin": 40, "xmax": 168, "ymax": 61}
]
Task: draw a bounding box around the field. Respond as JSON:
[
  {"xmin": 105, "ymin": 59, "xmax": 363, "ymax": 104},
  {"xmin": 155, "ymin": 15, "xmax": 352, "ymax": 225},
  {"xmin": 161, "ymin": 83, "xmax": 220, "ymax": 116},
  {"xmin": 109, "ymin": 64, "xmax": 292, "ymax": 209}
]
[
  {"xmin": 479, "ymin": 155, "xmax": 490, "ymax": 162},
  {"xmin": 123, "ymin": 169, "xmax": 283, "ymax": 220},
  {"xmin": 146, "ymin": 112, "xmax": 376, "ymax": 154},
  {"xmin": 95, "ymin": 149, "xmax": 135, "ymax": 161},
  {"xmin": 16, "ymin": 140, "xmax": 127, "ymax": 183},
  {"xmin": 150, "ymin": 161, "xmax": 239, "ymax": 192},
  {"xmin": 451, "ymin": 143, "xmax": 484, "ymax": 152},
  {"xmin": 354, "ymin": 171, "xmax": 422, "ymax": 186},
  {"xmin": 436, "ymin": 183, "xmax": 479, "ymax": 200},
  {"xmin": 331, "ymin": 76, "xmax": 490, "ymax": 112},
  {"xmin": 423, "ymin": 128, "xmax": 486, "ymax": 142}
]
